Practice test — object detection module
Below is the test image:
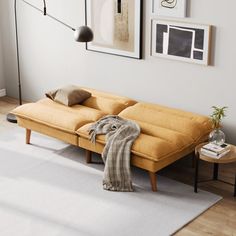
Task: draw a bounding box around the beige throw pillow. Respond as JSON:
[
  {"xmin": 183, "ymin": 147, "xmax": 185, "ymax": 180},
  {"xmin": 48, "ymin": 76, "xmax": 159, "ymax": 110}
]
[{"xmin": 46, "ymin": 85, "xmax": 91, "ymax": 106}]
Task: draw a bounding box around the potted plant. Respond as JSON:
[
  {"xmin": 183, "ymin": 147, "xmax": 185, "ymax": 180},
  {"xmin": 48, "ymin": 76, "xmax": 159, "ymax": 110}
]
[{"xmin": 209, "ymin": 106, "xmax": 227, "ymax": 145}]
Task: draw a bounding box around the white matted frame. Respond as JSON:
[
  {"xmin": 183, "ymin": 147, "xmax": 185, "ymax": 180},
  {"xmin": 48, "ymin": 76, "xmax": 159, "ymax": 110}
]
[
  {"xmin": 152, "ymin": 0, "xmax": 186, "ymax": 18},
  {"xmin": 151, "ymin": 19, "xmax": 212, "ymax": 65},
  {"xmin": 85, "ymin": 0, "xmax": 142, "ymax": 59}
]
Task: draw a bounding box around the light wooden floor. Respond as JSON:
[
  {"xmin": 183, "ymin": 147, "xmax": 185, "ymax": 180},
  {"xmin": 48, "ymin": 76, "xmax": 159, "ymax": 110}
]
[{"xmin": 0, "ymin": 96, "xmax": 236, "ymax": 236}]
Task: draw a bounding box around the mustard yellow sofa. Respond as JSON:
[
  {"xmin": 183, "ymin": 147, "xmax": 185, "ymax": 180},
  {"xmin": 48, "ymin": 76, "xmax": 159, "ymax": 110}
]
[{"xmin": 12, "ymin": 88, "xmax": 212, "ymax": 191}]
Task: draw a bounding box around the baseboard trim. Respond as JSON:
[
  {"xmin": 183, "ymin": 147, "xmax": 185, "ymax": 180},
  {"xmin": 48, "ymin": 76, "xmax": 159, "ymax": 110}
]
[{"xmin": 0, "ymin": 88, "xmax": 6, "ymax": 97}]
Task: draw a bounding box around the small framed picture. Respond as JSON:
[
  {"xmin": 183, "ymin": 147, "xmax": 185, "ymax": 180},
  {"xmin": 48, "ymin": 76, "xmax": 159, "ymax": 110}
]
[
  {"xmin": 85, "ymin": 0, "xmax": 143, "ymax": 59},
  {"xmin": 151, "ymin": 19, "xmax": 212, "ymax": 65},
  {"xmin": 152, "ymin": 0, "xmax": 187, "ymax": 18}
]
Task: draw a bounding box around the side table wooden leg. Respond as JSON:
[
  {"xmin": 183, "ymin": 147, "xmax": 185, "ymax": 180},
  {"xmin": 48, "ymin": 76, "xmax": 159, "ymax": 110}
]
[
  {"xmin": 213, "ymin": 163, "xmax": 219, "ymax": 180},
  {"xmin": 194, "ymin": 152, "xmax": 199, "ymax": 193}
]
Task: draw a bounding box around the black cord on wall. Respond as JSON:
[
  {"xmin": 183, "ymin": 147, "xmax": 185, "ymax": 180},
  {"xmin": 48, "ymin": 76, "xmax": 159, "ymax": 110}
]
[{"xmin": 43, "ymin": 0, "xmax": 46, "ymax": 15}]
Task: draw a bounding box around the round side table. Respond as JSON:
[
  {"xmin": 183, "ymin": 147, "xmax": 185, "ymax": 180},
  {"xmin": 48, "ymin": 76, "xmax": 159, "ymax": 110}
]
[{"xmin": 194, "ymin": 143, "xmax": 236, "ymax": 197}]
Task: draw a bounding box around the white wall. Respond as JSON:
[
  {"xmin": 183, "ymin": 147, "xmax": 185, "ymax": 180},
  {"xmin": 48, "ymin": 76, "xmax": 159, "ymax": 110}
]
[
  {"xmin": 0, "ymin": 0, "xmax": 235, "ymax": 143},
  {"xmin": 0, "ymin": 0, "xmax": 18, "ymax": 96},
  {"xmin": 0, "ymin": 26, "xmax": 5, "ymax": 90}
]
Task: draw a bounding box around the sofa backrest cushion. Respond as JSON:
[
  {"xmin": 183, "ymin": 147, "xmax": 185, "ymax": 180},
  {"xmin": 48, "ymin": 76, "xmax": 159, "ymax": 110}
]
[
  {"xmin": 119, "ymin": 102, "xmax": 212, "ymax": 142},
  {"xmin": 81, "ymin": 88, "xmax": 137, "ymax": 115}
]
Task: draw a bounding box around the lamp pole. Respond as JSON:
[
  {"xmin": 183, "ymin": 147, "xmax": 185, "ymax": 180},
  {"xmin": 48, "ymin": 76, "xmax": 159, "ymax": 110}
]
[
  {"xmin": 14, "ymin": 0, "xmax": 22, "ymax": 107},
  {"xmin": 6, "ymin": 0, "xmax": 22, "ymax": 123},
  {"xmin": 6, "ymin": 0, "xmax": 93, "ymax": 123}
]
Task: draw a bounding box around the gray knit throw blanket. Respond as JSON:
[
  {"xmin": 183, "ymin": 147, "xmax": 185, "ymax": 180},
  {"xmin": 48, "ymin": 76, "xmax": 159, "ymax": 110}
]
[{"xmin": 89, "ymin": 115, "xmax": 140, "ymax": 192}]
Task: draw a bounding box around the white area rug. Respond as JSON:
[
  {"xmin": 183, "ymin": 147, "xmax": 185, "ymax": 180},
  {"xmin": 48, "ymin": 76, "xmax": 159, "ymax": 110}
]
[{"xmin": 0, "ymin": 127, "xmax": 222, "ymax": 236}]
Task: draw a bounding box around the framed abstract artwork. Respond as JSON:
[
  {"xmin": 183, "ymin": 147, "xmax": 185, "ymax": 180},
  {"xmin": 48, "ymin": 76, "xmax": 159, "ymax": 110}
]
[
  {"xmin": 152, "ymin": 0, "xmax": 187, "ymax": 18},
  {"xmin": 151, "ymin": 20, "xmax": 212, "ymax": 65},
  {"xmin": 85, "ymin": 0, "xmax": 142, "ymax": 59}
]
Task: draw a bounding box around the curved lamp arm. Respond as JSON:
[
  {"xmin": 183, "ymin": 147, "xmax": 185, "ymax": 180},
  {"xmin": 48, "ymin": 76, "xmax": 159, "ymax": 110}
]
[{"xmin": 22, "ymin": 0, "xmax": 93, "ymax": 42}]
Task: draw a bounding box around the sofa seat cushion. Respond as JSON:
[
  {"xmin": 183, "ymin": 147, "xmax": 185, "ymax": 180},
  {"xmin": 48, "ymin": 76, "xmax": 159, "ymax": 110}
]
[
  {"xmin": 81, "ymin": 88, "xmax": 136, "ymax": 114},
  {"xmin": 76, "ymin": 123, "xmax": 194, "ymax": 161},
  {"xmin": 13, "ymin": 98, "xmax": 106, "ymax": 133},
  {"xmin": 118, "ymin": 102, "xmax": 212, "ymax": 143},
  {"xmin": 77, "ymin": 102, "xmax": 211, "ymax": 161}
]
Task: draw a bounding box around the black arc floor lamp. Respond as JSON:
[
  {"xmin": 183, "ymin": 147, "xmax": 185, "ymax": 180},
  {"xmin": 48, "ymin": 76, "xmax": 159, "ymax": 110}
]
[{"xmin": 7, "ymin": 0, "xmax": 93, "ymax": 123}]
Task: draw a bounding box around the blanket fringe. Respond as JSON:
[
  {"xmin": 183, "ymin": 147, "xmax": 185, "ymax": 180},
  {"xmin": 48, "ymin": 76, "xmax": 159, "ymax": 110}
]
[{"xmin": 103, "ymin": 180, "xmax": 133, "ymax": 192}]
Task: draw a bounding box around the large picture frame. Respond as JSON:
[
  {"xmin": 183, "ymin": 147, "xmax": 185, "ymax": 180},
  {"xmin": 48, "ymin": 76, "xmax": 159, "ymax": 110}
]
[
  {"xmin": 85, "ymin": 0, "xmax": 142, "ymax": 59},
  {"xmin": 152, "ymin": 0, "xmax": 187, "ymax": 18},
  {"xmin": 151, "ymin": 19, "xmax": 212, "ymax": 65}
]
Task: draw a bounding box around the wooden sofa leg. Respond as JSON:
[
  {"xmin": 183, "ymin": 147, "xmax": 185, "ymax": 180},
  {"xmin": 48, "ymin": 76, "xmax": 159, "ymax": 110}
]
[
  {"xmin": 26, "ymin": 129, "xmax": 31, "ymax": 144},
  {"xmin": 149, "ymin": 171, "xmax": 157, "ymax": 192},
  {"xmin": 86, "ymin": 150, "xmax": 92, "ymax": 163}
]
